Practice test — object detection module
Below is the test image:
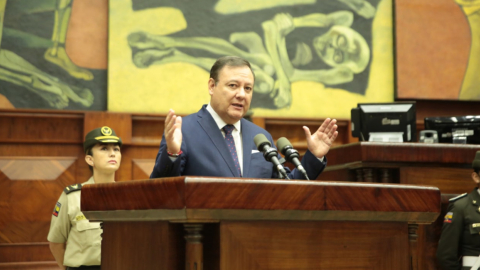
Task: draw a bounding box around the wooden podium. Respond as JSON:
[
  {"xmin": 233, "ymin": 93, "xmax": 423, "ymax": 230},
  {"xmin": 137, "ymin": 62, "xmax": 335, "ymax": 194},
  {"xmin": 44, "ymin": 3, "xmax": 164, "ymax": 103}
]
[{"xmin": 81, "ymin": 176, "xmax": 440, "ymax": 270}]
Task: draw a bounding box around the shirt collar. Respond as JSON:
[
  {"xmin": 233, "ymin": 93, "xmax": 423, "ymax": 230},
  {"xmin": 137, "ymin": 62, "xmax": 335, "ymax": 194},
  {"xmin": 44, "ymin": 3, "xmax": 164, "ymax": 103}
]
[{"xmin": 206, "ymin": 103, "xmax": 241, "ymax": 132}]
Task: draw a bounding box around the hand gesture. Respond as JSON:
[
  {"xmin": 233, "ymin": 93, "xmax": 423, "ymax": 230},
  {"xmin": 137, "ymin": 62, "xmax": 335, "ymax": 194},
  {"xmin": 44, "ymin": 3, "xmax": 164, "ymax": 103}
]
[
  {"xmin": 164, "ymin": 109, "xmax": 183, "ymax": 155},
  {"xmin": 303, "ymin": 118, "xmax": 338, "ymax": 158}
]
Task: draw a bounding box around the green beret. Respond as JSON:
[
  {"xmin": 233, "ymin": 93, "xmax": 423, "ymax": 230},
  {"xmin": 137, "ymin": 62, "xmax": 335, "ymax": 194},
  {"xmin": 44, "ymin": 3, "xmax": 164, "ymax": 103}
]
[
  {"xmin": 473, "ymin": 151, "xmax": 480, "ymax": 171},
  {"xmin": 83, "ymin": 126, "xmax": 122, "ymax": 153}
]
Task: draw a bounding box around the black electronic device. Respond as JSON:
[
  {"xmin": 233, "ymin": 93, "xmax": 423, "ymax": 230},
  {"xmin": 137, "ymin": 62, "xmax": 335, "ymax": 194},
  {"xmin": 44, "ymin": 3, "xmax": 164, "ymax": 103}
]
[
  {"xmin": 424, "ymin": 115, "xmax": 480, "ymax": 144},
  {"xmin": 351, "ymin": 102, "xmax": 416, "ymax": 142}
]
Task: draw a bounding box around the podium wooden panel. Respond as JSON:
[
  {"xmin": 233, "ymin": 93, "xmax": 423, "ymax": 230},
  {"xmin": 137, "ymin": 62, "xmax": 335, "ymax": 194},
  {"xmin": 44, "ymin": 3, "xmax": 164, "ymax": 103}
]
[
  {"xmin": 317, "ymin": 142, "xmax": 480, "ymax": 270},
  {"xmin": 81, "ymin": 177, "xmax": 440, "ymax": 270},
  {"xmin": 317, "ymin": 142, "xmax": 479, "ymax": 192}
]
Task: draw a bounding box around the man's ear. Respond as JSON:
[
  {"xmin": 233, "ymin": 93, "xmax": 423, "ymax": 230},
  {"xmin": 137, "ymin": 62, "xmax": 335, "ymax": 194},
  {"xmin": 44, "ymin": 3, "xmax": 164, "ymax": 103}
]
[
  {"xmin": 208, "ymin": 78, "xmax": 215, "ymax": 95},
  {"xmin": 85, "ymin": 155, "xmax": 94, "ymax": 167},
  {"xmin": 472, "ymin": 172, "xmax": 480, "ymax": 184}
]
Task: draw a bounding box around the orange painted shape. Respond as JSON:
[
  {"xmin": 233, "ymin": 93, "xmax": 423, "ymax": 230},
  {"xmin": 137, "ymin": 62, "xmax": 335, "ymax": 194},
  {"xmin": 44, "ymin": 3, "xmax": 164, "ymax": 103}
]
[
  {"xmin": 396, "ymin": 0, "xmax": 470, "ymax": 99},
  {"xmin": 65, "ymin": 0, "xmax": 108, "ymax": 69}
]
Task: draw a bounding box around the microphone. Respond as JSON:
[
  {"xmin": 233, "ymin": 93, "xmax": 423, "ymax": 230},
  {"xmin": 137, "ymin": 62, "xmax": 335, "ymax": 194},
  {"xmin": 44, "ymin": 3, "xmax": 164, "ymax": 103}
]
[
  {"xmin": 276, "ymin": 137, "xmax": 310, "ymax": 180},
  {"xmin": 253, "ymin": 134, "xmax": 290, "ymax": 179}
]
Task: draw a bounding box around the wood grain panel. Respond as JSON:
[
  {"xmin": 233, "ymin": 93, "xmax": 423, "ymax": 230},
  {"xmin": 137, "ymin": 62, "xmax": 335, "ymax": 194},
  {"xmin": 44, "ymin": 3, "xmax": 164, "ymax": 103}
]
[
  {"xmin": 82, "ymin": 177, "xmax": 440, "ymax": 224},
  {"xmin": 81, "ymin": 178, "xmax": 185, "ymax": 211},
  {"xmin": 325, "ymin": 183, "xmax": 440, "ymax": 213},
  {"xmin": 115, "ymin": 145, "xmax": 158, "ymax": 182},
  {"xmin": 0, "ymin": 262, "xmax": 60, "ymax": 269},
  {"xmin": 325, "ymin": 142, "xmax": 480, "ymax": 167},
  {"xmin": 131, "ymin": 159, "xmax": 155, "ymax": 180},
  {"xmin": 2, "ymin": 164, "xmax": 77, "ymax": 243},
  {"xmin": 0, "ymin": 243, "xmax": 54, "ymax": 262},
  {"xmin": 185, "ymin": 178, "xmax": 326, "ymax": 211},
  {"xmin": 131, "ymin": 115, "xmax": 165, "ymax": 145},
  {"xmin": 84, "ymin": 112, "xmax": 132, "ymax": 145},
  {"xmin": 101, "ymin": 221, "xmax": 183, "ymax": 270},
  {"xmin": 0, "ymin": 111, "xmax": 83, "ymax": 143},
  {"xmin": 400, "ymin": 167, "xmax": 476, "ymax": 194},
  {"xmin": 0, "ymin": 157, "xmax": 76, "ymax": 180},
  {"xmin": 220, "ymin": 221, "xmax": 409, "ymax": 270},
  {"xmin": 0, "ymin": 171, "xmax": 9, "ymax": 230}
]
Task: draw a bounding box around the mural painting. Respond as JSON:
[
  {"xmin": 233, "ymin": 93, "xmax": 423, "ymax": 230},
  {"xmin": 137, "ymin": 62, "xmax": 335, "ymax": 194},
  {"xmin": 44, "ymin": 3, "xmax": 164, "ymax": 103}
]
[
  {"xmin": 109, "ymin": 0, "xmax": 394, "ymax": 119},
  {"xmin": 396, "ymin": 0, "xmax": 480, "ymax": 100},
  {"xmin": 0, "ymin": 0, "xmax": 107, "ymax": 110}
]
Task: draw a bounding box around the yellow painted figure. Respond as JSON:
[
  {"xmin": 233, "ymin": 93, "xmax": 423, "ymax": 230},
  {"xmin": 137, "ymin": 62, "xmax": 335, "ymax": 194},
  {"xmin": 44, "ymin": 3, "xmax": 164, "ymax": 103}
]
[{"xmin": 47, "ymin": 126, "xmax": 122, "ymax": 270}]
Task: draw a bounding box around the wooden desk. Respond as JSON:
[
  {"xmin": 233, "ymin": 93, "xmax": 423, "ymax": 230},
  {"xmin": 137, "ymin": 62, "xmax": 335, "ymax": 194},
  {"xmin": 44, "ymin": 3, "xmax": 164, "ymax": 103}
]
[
  {"xmin": 318, "ymin": 142, "xmax": 480, "ymax": 270},
  {"xmin": 318, "ymin": 142, "xmax": 480, "ymax": 193},
  {"xmin": 82, "ymin": 176, "xmax": 440, "ymax": 270}
]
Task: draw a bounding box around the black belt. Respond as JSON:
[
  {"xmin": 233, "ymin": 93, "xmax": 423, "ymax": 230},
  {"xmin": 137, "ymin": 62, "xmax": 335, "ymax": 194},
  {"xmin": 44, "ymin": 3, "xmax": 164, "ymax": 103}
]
[{"xmin": 67, "ymin": 266, "xmax": 100, "ymax": 270}]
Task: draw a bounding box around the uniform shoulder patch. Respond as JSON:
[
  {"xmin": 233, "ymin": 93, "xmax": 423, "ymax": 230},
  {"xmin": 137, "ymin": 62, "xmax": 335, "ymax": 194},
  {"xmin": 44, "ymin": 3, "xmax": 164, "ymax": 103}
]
[
  {"xmin": 449, "ymin": 193, "xmax": 467, "ymax": 202},
  {"xmin": 64, "ymin": 183, "xmax": 82, "ymax": 194}
]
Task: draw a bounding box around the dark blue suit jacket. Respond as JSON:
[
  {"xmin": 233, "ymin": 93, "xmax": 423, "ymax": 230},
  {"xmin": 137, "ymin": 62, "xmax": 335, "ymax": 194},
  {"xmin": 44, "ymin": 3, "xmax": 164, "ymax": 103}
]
[{"xmin": 150, "ymin": 105, "xmax": 326, "ymax": 179}]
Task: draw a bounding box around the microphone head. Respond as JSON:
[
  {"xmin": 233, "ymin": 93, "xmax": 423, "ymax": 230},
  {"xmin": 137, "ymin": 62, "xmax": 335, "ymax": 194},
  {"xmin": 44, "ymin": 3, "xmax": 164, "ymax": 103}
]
[
  {"xmin": 254, "ymin": 133, "xmax": 271, "ymax": 151},
  {"xmin": 276, "ymin": 137, "xmax": 292, "ymax": 155}
]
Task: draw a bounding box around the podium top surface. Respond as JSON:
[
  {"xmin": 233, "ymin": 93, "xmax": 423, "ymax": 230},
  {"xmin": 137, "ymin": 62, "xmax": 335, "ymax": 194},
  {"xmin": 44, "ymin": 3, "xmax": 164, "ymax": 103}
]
[
  {"xmin": 81, "ymin": 177, "xmax": 441, "ymax": 223},
  {"xmin": 326, "ymin": 142, "xmax": 480, "ymax": 166}
]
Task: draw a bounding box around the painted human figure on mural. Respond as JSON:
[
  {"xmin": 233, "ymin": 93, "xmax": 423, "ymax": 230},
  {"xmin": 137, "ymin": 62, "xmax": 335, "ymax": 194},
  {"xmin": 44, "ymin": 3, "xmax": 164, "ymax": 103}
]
[
  {"xmin": 128, "ymin": 11, "xmax": 371, "ymax": 109},
  {"xmin": 127, "ymin": 0, "xmax": 378, "ymax": 110},
  {"xmin": 0, "ymin": 0, "xmax": 97, "ymax": 109}
]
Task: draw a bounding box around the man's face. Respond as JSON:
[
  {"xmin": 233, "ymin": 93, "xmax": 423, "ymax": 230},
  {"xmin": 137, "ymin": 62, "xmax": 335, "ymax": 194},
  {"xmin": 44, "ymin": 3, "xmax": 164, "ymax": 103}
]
[
  {"xmin": 88, "ymin": 143, "xmax": 121, "ymax": 173},
  {"xmin": 208, "ymin": 65, "xmax": 254, "ymax": 124}
]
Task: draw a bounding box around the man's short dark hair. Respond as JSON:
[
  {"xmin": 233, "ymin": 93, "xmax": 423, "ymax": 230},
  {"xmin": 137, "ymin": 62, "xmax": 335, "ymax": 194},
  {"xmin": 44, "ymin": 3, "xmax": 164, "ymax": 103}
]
[{"xmin": 209, "ymin": 56, "xmax": 255, "ymax": 83}]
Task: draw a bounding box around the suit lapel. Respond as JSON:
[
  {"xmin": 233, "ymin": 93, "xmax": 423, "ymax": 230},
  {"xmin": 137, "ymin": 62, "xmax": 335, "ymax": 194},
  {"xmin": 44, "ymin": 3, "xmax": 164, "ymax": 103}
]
[
  {"xmin": 197, "ymin": 106, "xmax": 240, "ymax": 177},
  {"xmin": 241, "ymin": 119, "xmax": 254, "ymax": 178}
]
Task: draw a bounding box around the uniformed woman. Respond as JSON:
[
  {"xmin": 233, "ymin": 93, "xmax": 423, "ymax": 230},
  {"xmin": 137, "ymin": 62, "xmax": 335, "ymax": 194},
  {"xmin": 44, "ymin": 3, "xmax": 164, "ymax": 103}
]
[
  {"xmin": 437, "ymin": 151, "xmax": 480, "ymax": 270},
  {"xmin": 47, "ymin": 126, "xmax": 122, "ymax": 270}
]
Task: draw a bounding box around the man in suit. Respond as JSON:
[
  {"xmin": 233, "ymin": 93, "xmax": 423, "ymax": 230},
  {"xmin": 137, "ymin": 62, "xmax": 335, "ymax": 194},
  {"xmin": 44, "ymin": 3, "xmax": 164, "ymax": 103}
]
[{"xmin": 150, "ymin": 56, "xmax": 338, "ymax": 180}]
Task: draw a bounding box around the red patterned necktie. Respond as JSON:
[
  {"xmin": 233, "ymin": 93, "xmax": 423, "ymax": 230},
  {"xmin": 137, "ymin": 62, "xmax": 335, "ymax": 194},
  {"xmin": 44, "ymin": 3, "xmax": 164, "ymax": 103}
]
[{"xmin": 223, "ymin": 125, "xmax": 242, "ymax": 177}]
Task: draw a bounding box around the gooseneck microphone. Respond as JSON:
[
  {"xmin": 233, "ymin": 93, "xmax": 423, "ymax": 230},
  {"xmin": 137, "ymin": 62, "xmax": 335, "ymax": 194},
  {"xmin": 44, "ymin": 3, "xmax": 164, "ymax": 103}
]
[
  {"xmin": 276, "ymin": 137, "xmax": 310, "ymax": 180},
  {"xmin": 253, "ymin": 134, "xmax": 290, "ymax": 180}
]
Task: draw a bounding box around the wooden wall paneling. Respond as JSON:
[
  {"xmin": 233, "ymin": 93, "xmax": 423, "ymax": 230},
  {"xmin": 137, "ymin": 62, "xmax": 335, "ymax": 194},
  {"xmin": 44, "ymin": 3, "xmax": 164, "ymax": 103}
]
[
  {"xmin": 0, "ymin": 111, "xmax": 83, "ymax": 143},
  {"xmin": 119, "ymin": 146, "xmax": 157, "ymax": 181},
  {"xmin": 316, "ymin": 168, "xmax": 354, "ymax": 181},
  {"xmin": 101, "ymin": 221, "xmax": 184, "ymax": 270},
  {"xmin": 400, "ymin": 167, "xmax": 476, "ymax": 194},
  {"xmin": 0, "ymin": 124, "xmax": 85, "ymax": 265},
  {"xmin": 1, "ymin": 158, "xmax": 77, "ymax": 243},
  {"xmin": 220, "ymin": 221, "xmax": 409, "ymax": 270},
  {"xmin": 84, "ymin": 112, "xmax": 132, "ymax": 145},
  {"xmin": 131, "ymin": 115, "xmax": 165, "ymax": 145},
  {"xmin": 0, "ymin": 243, "xmax": 54, "ymax": 263},
  {"xmin": 251, "ymin": 117, "xmax": 265, "ymax": 129},
  {"xmin": 131, "ymin": 159, "xmax": 154, "ymax": 180},
  {"xmin": 0, "ymin": 261, "xmax": 60, "ymax": 269},
  {"xmin": 0, "ymin": 171, "xmax": 10, "ymax": 233}
]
